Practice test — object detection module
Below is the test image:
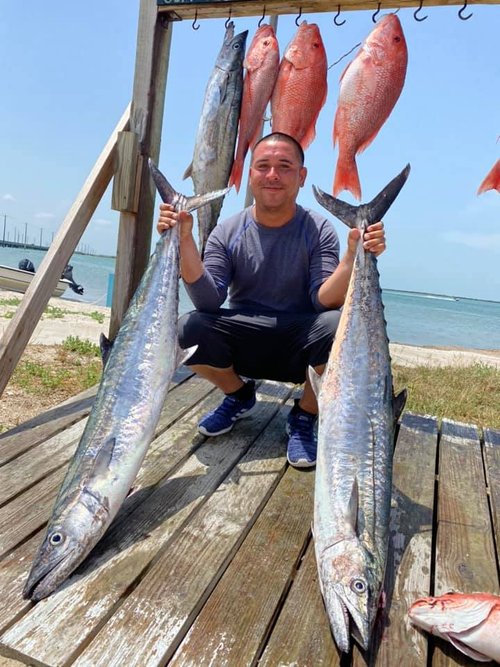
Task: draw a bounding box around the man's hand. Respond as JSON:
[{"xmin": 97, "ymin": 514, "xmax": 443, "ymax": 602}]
[
  {"xmin": 157, "ymin": 204, "xmax": 194, "ymax": 238},
  {"xmin": 347, "ymin": 221, "xmax": 386, "ymax": 257}
]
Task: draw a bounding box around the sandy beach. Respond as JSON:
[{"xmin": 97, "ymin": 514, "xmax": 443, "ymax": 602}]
[{"xmin": 1, "ymin": 289, "xmax": 499, "ymax": 368}]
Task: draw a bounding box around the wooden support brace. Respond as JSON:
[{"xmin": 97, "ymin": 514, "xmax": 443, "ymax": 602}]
[{"xmin": 112, "ymin": 131, "xmax": 142, "ymax": 213}]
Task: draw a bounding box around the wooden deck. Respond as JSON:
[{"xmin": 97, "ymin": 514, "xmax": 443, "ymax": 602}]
[{"xmin": 0, "ymin": 370, "xmax": 499, "ymax": 667}]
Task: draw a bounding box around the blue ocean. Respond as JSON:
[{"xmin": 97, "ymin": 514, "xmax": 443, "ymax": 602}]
[{"xmin": 1, "ymin": 246, "xmax": 499, "ymax": 351}]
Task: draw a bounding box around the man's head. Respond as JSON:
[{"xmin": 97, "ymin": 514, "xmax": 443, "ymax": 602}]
[{"xmin": 249, "ymin": 133, "xmax": 307, "ymax": 218}]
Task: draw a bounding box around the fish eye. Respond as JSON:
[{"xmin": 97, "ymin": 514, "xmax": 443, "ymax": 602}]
[
  {"xmin": 351, "ymin": 578, "xmax": 367, "ymax": 595},
  {"xmin": 49, "ymin": 532, "xmax": 65, "ymax": 546},
  {"xmin": 233, "ymin": 43, "xmax": 241, "ymax": 50},
  {"xmin": 394, "ymin": 36, "xmax": 401, "ymax": 42}
]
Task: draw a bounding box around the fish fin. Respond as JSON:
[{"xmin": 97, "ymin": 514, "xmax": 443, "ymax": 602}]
[
  {"xmin": 218, "ymin": 72, "xmax": 230, "ymax": 105},
  {"xmin": 347, "ymin": 478, "xmax": 359, "ymax": 535},
  {"xmin": 307, "ymin": 365, "xmax": 323, "ymax": 397},
  {"xmin": 91, "ymin": 437, "xmax": 117, "ymax": 476},
  {"xmin": 177, "ymin": 344, "xmax": 198, "ymax": 368},
  {"xmin": 149, "ymin": 160, "xmax": 230, "ymax": 211},
  {"xmin": 182, "ymin": 162, "xmax": 193, "ymax": 181},
  {"xmin": 314, "ymin": 164, "xmax": 411, "ymax": 229},
  {"xmin": 333, "ymin": 154, "xmax": 362, "ymax": 201},
  {"xmin": 393, "ymin": 388, "xmax": 407, "ymax": 423},
  {"xmin": 99, "ymin": 333, "xmax": 113, "ymax": 367}
]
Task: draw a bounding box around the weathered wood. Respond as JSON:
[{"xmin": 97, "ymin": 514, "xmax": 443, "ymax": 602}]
[
  {"xmin": 483, "ymin": 428, "xmax": 500, "ymax": 562},
  {"xmin": 158, "ymin": 0, "xmax": 495, "ymax": 21},
  {"xmin": 109, "ymin": 3, "xmax": 173, "ymax": 339},
  {"xmin": 433, "ymin": 419, "xmax": 500, "ymax": 667},
  {"xmin": 169, "ymin": 461, "xmax": 314, "ymax": 666},
  {"xmin": 1, "ymin": 382, "xmax": 292, "ymax": 667},
  {"xmin": 0, "ymin": 105, "xmax": 130, "ymax": 400},
  {"xmin": 260, "ymin": 539, "xmax": 341, "ymax": 666},
  {"xmin": 111, "ymin": 131, "xmax": 141, "ymax": 213},
  {"xmin": 360, "ymin": 413, "xmax": 438, "ymax": 667}
]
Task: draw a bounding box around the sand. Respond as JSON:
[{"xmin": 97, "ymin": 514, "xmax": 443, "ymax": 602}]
[{"xmin": 1, "ymin": 289, "xmax": 499, "ymax": 369}]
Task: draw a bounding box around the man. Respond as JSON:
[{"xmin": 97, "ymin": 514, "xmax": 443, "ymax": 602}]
[{"xmin": 157, "ymin": 132, "xmax": 386, "ymax": 468}]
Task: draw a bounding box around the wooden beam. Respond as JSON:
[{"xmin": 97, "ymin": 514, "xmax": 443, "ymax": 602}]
[
  {"xmin": 109, "ymin": 2, "xmax": 173, "ymax": 339},
  {"xmin": 158, "ymin": 0, "xmax": 495, "ymax": 21},
  {"xmin": 0, "ymin": 105, "xmax": 131, "ymax": 399}
]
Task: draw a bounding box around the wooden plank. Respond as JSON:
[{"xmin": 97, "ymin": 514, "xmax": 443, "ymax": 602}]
[
  {"xmin": 432, "ymin": 419, "xmax": 500, "ymax": 667},
  {"xmin": 359, "ymin": 413, "xmax": 438, "ymax": 667},
  {"xmin": 1, "ymin": 382, "xmax": 292, "ymax": 667},
  {"xmin": 169, "ymin": 463, "xmax": 314, "ymax": 666},
  {"xmin": 158, "ymin": 0, "xmax": 496, "ymax": 21},
  {"xmin": 0, "ymin": 105, "xmax": 131, "ymax": 399},
  {"xmin": 483, "ymin": 428, "xmax": 500, "ymax": 561},
  {"xmin": 109, "ymin": 4, "xmax": 173, "ymax": 339},
  {"xmin": 260, "ymin": 540, "xmax": 341, "ymax": 667},
  {"xmin": 111, "ymin": 131, "xmax": 141, "ymax": 212}
]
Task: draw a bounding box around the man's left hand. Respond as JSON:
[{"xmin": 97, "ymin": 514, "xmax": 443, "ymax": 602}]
[{"xmin": 347, "ymin": 221, "xmax": 386, "ymax": 257}]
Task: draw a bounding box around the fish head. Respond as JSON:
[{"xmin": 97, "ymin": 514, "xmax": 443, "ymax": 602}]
[
  {"xmin": 244, "ymin": 24, "xmax": 279, "ymax": 72},
  {"xmin": 217, "ymin": 28, "xmax": 248, "ymax": 71},
  {"xmin": 23, "ymin": 489, "xmax": 110, "ymax": 601},
  {"xmin": 285, "ymin": 22, "xmax": 327, "ymax": 71},
  {"xmin": 318, "ymin": 538, "xmax": 383, "ymax": 652},
  {"xmin": 364, "ymin": 14, "xmax": 407, "ymax": 66}
]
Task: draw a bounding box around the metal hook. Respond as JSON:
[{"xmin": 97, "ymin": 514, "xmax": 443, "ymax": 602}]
[
  {"xmin": 295, "ymin": 7, "xmax": 303, "ymax": 26},
  {"xmin": 334, "ymin": 5, "xmax": 346, "ymax": 26},
  {"xmin": 258, "ymin": 6, "xmax": 266, "ymax": 28},
  {"xmin": 413, "ymin": 0, "xmax": 428, "ymax": 21},
  {"xmin": 372, "ymin": 2, "xmax": 381, "ymax": 22},
  {"xmin": 225, "ymin": 8, "xmax": 232, "ymax": 29},
  {"xmin": 458, "ymin": 0, "xmax": 473, "ymax": 20},
  {"xmin": 192, "ymin": 9, "xmax": 200, "ymax": 30}
]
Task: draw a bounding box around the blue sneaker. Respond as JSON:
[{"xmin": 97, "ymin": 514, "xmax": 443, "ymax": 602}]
[
  {"xmin": 286, "ymin": 401, "xmax": 317, "ymax": 468},
  {"xmin": 199, "ymin": 384, "xmax": 258, "ymax": 436}
]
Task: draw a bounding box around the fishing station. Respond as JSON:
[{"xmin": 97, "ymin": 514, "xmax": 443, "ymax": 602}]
[{"xmin": 0, "ymin": 1, "xmax": 499, "ymax": 666}]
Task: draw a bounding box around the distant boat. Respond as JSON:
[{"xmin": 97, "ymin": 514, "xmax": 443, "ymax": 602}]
[{"xmin": 0, "ymin": 261, "xmax": 84, "ymax": 298}]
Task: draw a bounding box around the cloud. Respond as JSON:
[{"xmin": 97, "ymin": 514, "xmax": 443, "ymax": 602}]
[
  {"xmin": 2, "ymin": 194, "xmax": 14, "ymax": 201},
  {"xmin": 35, "ymin": 212, "xmax": 55, "ymax": 219},
  {"xmin": 441, "ymin": 231, "xmax": 500, "ymax": 250}
]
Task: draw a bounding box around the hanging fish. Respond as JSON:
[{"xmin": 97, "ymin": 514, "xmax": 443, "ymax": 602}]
[
  {"xmin": 333, "ymin": 14, "xmax": 408, "ymax": 200},
  {"xmin": 271, "ymin": 21, "xmax": 328, "ymax": 150},
  {"xmin": 184, "ymin": 22, "xmax": 247, "ymax": 257},
  {"xmin": 229, "ymin": 24, "xmax": 280, "ymax": 193},
  {"xmin": 477, "ymin": 159, "xmax": 500, "ymax": 194}
]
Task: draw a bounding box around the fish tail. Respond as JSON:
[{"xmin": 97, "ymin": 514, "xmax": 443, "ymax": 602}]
[
  {"xmin": 149, "ymin": 159, "xmax": 230, "ymax": 212},
  {"xmin": 477, "ymin": 159, "xmax": 500, "ymax": 194},
  {"xmin": 333, "ymin": 154, "xmax": 362, "ymax": 201},
  {"xmin": 313, "ymin": 163, "xmax": 411, "ymax": 228},
  {"xmin": 228, "ymin": 157, "xmax": 243, "ymax": 193}
]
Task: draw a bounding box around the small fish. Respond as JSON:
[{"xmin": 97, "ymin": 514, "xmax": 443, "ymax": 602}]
[
  {"xmin": 229, "ymin": 24, "xmax": 280, "ymax": 193},
  {"xmin": 409, "ymin": 592, "xmax": 500, "ymax": 663},
  {"xmin": 22, "ymin": 163, "xmax": 228, "ymax": 601},
  {"xmin": 271, "ymin": 21, "xmax": 328, "ymax": 150},
  {"xmin": 333, "ymin": 14, "xmax": 408, "ymax": 200},
  {"xmin": 184, "ymin": 22, "xmax": 247, "ymax": 257},
  {"xmin": 477, "ymin": 159, "xmax": 500, "ymax": 194},
  {"xmin": 311, "ymin": 165, "xmax": 410, "ymax": 652}
]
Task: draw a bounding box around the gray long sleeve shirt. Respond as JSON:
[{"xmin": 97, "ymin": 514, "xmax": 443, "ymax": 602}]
[{"xmin": 185, "ymin": 205, "xmax": 340, "ymax": 314}]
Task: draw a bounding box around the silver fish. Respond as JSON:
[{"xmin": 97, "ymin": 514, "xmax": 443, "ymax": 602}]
[
  {"xmin": 23, "ymin": 162, "xmax": 229, "ymax": 601},
  {"xmin": 311, "ymin": 165, "xmax": 410, "ymax": 652},
  {"xmin": 183, "ymin": 22, "xmax": 247, "ymax": 258}
]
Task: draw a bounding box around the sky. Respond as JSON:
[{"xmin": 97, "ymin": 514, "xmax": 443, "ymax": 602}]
[{"xmin": 0, "ymin": 1, "xmax": 498, "ymax": 300}]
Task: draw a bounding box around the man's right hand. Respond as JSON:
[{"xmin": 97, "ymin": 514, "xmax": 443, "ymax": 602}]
[{"xmin": 157, "ymin": 204, "xmax": 194, "ymax": 238}]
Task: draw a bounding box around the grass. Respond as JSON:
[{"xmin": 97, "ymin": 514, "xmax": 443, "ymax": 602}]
[
  {"xmin": 393, "ymin": 362, "xmax": 500, "ymax": 429},
  {"xmin": 0, "ymin": 302, "xmax": 107, "ymax": 323}
]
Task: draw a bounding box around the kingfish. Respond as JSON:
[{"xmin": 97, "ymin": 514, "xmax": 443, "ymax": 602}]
[
  {"xmin": 184, "ymin": 22, "xmax": 247, "ymax": 257},
  {"xmin": 311, "ymin": 165, "xmax": 410, "ymax": 652},
  {"xmin": 23, "ymin": 162, "xmax": 229, "ymax": 601}
]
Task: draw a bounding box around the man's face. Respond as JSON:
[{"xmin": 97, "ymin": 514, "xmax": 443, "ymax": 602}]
[{"xmin": 249, "ymin": 139, "xmax": 307, "ymax": 212}]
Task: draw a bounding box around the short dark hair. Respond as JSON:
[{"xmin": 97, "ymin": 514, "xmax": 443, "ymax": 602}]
[{"xmin": 252, "ymin": 132, "xmax": 305, "ymax": 167}]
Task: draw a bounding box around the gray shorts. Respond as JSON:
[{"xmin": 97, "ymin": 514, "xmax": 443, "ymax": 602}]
[{"xmin": 177, "ymin": 308, "xmax": 341, "ymax": 384}]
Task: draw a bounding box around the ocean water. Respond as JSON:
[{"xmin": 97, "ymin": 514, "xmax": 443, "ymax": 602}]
[{"xmin": 1, "ymin": 246, "xmax": 499, "ymax": 350}]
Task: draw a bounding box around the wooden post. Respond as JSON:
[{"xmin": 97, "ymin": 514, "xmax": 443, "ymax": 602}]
[{"xmin": 109, "ymin": 1, "xmax": 174, "ymax": 339}]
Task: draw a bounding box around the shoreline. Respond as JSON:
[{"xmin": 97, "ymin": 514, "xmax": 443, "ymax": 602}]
[{"xmin": 1, "ymin": 289, "xmax": 499, "ymax": 368}]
